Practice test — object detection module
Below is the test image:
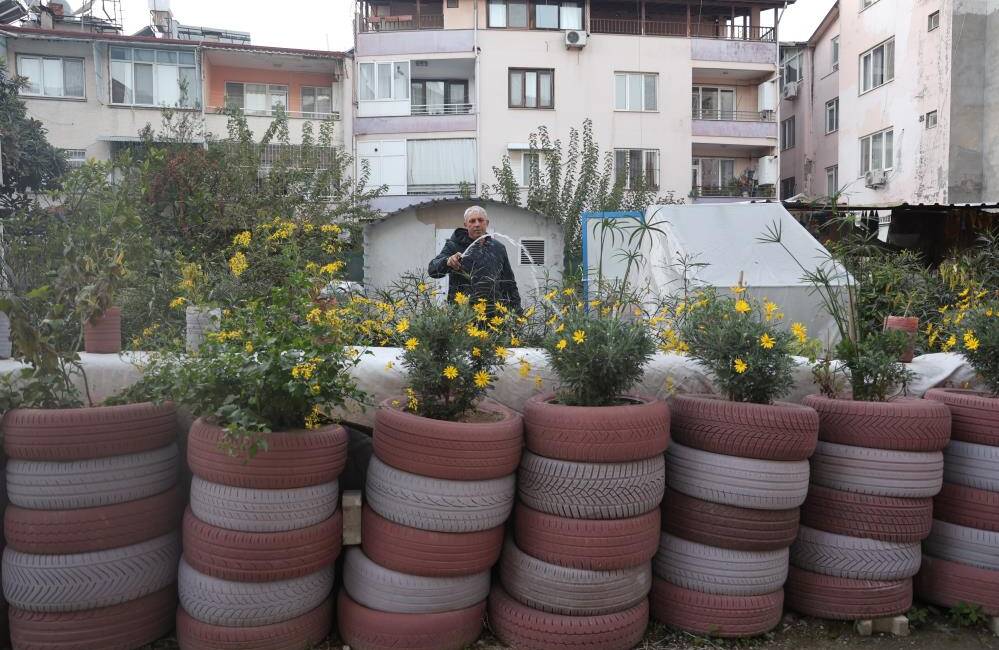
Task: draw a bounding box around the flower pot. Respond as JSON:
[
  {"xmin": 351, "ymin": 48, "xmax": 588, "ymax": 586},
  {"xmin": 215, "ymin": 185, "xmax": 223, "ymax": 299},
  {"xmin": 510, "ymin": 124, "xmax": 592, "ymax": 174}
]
[
  {"xmin": 802, "ymin": 394, "xmax": 951, "ymax": 452},
  {"xmin": 924, "ymin": 387, "xmax": 999, "ymax": 446},
  {"xmin": 0, "ymin": 309, "xmax": 11, "ymax": 359},
  {"xmin": 185, "ymin": 305, "xmax": 221, "ymax": 353},
  {"xmin": 669, "ymin": 394, "xmax": 818, "ymax": 461},
  {"xmin": 373, "ymin": 398, "xmax": 523, "ymax": 481},
  {"xmin": 884, "ymin": 315, "xmax": 919, "ymax": 363},
  {"xmin": 83, "ymin": 306, "xmax": 121, "ymax": 354},
  {"xmin": 523, "ymin": 392, "xmax": 669, "ymax": 463}
]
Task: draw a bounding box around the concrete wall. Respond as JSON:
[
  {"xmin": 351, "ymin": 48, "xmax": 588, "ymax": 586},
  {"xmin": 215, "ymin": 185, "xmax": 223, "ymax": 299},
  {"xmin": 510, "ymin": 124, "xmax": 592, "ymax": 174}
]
[
  {"xmin": 948, "ymin": 0, "xmax": 993, "ymax": 202},
  {"xmin": 363, "ymin": 201, "xmax": 564, "ymax": 299},
  {"xmin": 985, "ymin": 3, "xmax": 999, "ymax": 201}
]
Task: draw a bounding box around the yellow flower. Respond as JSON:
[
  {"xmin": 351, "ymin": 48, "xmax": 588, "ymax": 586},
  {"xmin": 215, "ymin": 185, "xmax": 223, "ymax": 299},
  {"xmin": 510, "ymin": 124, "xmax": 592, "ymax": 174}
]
[
  {"xmin": 518, "ymin": 359, "xmax": 531, "ymax": 378},
  {"xmin": 232, "ymin": 231, "xmax": 252, "ymax": 247},
  {"xmin": 733, "ymin": 358, "xmax": 748, "ymax": 374},
  {"xmin": 963, "ymin": 331, "xmax": 980, "ymax": 351},
  {"xmin": 942, "ymin": 334, "xmax": 957, "ymax": 352},
  {"xmin": 214, "ymin": 329, "xmax": 243, "ymax": 342},
  {"xmin": 385, "ymin": 361, "xmax": 395, "ymax": 370},
  {"xmin": 228, "ymin": 252, "xmax": 248, "ymax": 277},
  {"xmin": 763, "ymin": 301, "xmax": 779, "ymax": 321},
  {"xmin": 443, "ymin": 365, "xmax": 459, "ymax": 380},
  {"xmin": 494, "ymin": 346, "xmax": 509, "ymax": 359},
  {"xmin": 169, "ymin": 296, "xmax": 187, "ymax": 309},
  {"xmin": 735, "ymin": 299, "xmax": 751, "ymax": 314},
  {"xmin": 306, "ymin": 308, "xmax": 323, "ymax": 324},
  {"xmin": 730, "ymin": 285, "xmax": 746, "ymax": 294},
  {"xmin": 572, "ymin": 330, "xmax": 586, "ymax": 344},
  {"xmin": 454, "ymin": 292, "xmax": 469, "ymax": 305},
  {"xmin": 534, "ymin": 375, "xmax": 543, "ymax": 389},
  {"xmin": 417, "ymin": 282, "xmax": 427, "ymax": 293},
  {"xmin": 563, "ymin": 287, "xmax": 575, "ymax": 296},
  {"xmin": 244, "ymin": 340, "xmax": 254, "ymax": 353},
  {"xmin": 320, "ymin": 261, "xmax": 344, "ymax": 275},
  {"xmin": 472, "ymin": 347, "xmax": 481, "ymax": 357},
  {"xmin": 305, "ymin": 261, "xmax": 319, "ymax": 273},
  {"xmin": 490, "ymin": 316, "xmax": 504, "ymax": 327},
  {"xmin": 303, "ymin": 223, "xmax": 315, "ymax": 233},
  {"xmin": 291, "ymin": 361, "xmax": 318, "ymax": 380},
  {"xmin": 959, "ymin": 287, "xmax": 971, "ymax": 298},
  {"xmin": 510, "ymin": 336, "xmax": 521, "ymax": 347},
  {"xmin": 544, "ymin": 290, "xmax": 557, "ymax": 302},
  {"xmin": 555, "ymin": 323, "xmax": 565, "ymax": 334},
  {"xmin": 555, "ymin": 339, "xmax": 567, "ymax": 351},
  {"xmin": 310, "ymin": 383, "xmax": 321, "ymax": 395},
  {"xmin": 473, "ymin": 370, "xmax": 491, "ymax": 388},
  {"xmin": 790, "ymin": 322, "xmax": 808, "ymax": 343},
  {"xmin": 524, "ymin": 306, "xmax": 536, "ymax": 317},
  {"xmin": 396, "ymin": 319, "xmax": 410, "ymax": 334},
  {"xmin": 759, "ymin": 333, "xmax": 776, "ymax": 349},
  {"xmin": 405, "ymin": 337, "xmax": 419, "ymax": 351},
  {"xmin": 321, "ymin": 223, "xmax": 341, "ymax": 234},
  {"xmin": 589, "ymin": 300, "xmax": 601, "ymax": 309},
  {"xmin": 304, "ymin": 405, "xmax": 323, "ymax": 430},
  {"xmin": 392, "ymin": 399, "xmax": 401, "ymax": 407}
]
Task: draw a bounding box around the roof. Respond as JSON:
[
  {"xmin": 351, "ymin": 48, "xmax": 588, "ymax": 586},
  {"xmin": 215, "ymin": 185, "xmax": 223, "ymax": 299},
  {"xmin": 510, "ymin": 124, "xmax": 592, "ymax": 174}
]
[
  {"xmin": 783, "ymin": 200, "xmax": 999, "ymax": 212},
  {"xmin": 0, "ymin": 25, "xmax": 347, "ymax": 59},
  {"xmin": 367, "ymin": 197, "xmax": 553, "ymax": 225},
  {"xmin": 807, "ymin": 2, "xmax": 839, "ymax": 46}
]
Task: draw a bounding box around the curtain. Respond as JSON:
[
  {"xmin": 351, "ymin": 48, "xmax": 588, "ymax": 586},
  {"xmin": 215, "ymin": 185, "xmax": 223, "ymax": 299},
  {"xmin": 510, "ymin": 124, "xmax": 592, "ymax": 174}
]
[{"xmin": 407, "ymin": 139, "xmax": 476, "ymax": 186}]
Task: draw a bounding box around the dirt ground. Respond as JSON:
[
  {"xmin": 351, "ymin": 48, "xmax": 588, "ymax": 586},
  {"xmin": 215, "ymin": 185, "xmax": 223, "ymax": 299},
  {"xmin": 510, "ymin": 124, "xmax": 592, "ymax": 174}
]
[{"xmin": 149, "ymin": 610, "xmax": 999, "ymax": 650}]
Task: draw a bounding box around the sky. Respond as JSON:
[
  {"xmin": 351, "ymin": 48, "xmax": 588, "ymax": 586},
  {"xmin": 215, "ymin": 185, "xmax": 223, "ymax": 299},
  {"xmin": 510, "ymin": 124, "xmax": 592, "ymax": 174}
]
[{"xmin": 115, "ymin": 0, "xmax": 833, "ymax": 52}]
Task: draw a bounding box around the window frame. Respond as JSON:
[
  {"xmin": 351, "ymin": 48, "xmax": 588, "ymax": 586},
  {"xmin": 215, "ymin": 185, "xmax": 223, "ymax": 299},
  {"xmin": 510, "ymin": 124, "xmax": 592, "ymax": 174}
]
[
  {"xmin": 825, "ymin": 97, "xmax": 839, "ymax": 134},
  {"xmin": 358, "ymin": 60, "xmax": 411, "ymax": 102},
  {"xmin": 300, "ymin": 85, "xmax": 334, "ymax": 118},
  {"xmin": 780, "ymin": 177, "xmax": 796, "ymax": 198},
  {"xmin": 225, "ymin": 81, "xmax": 288, "ymax": 116},
  {"xmin": 508, "ymin": 68, "xmax": 554, "ymax": 109},
  {"xmin": 521, "ymin": 151, "xmax": 540, "ymax": 186},
  {"xmin": 925, "ymin": 110, "xmax": 938, "ymax": 129},
  {"xmin": 780, "ymin": 116, "xmax": 795, "ymax": 151},
  {"xmin": 411, "ymin": 79, "xmax": 470, "ymax": 114},
  {"xmin": 860, "ymin": 127, "xmax": 894, "ymax": 174},
  {"xmin": 16, "ymin": 54, "xmax": 86, "ymax": 99},
  {"xmin": 859, "ymin": 38, "xmax": 895, "ymax": 94},
  {"xmin": 780, "ymin": 48, "xmax": 802, "ymax": 87},
  {"xmin": 109, "ymin": 46, "xmax": 198, "ymax": 108},
  {"xmin": 692, "ymin": 157, "xmax": 737, "ymax": 191},
  {"xmin": 928, "ymin": 10, "xmax": 940, "ymax": 31},
  {"xmin": 487, "ymin": 0, "xmax": 582, "ymax": 29},
  {"xmin": 826, "ymin": 165, "xmax": 838, "ymax": 197},
  {"xmin": 691, "ymin": 85, "xmax": 736, "ymax": 120},
  {"xmin": 831, "ymin": 36, "xmax": 840, "ymax": 71},
  {"xmin": 614, "ymin": 72, "xmax": 658, "ymax": 112},
  {"xmin": 614, "ymin": 148, "xmax": 660, "ymax": 190}
]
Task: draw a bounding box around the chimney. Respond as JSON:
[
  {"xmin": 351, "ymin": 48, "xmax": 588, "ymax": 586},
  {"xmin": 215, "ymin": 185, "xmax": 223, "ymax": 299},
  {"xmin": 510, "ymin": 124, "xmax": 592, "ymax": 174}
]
[
  {"xmin": 148, "ymin": 0, "xmax": 177, "ymax": 37},
  {"xmin": 39, "ymin": 5, "xmax": 54, "ymax": 29}
]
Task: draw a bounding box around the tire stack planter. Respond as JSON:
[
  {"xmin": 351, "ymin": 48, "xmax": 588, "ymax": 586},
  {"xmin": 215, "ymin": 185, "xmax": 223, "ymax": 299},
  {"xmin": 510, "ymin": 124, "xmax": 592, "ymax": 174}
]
[
  {"xmin": 340, "ymin": 399, "xmax": 521, "ymax": 650},
  {"xmin": 177, "ymin": 419, "xmax": 346, "ymax": 650},
  {"xmin": 786, "ymin": 395, "xmax": 950, "ymax": 622},
  {"xmin": 653, "ymin": 395, "xmax": 817, "ymax": 638},
  {"xmin": 1, "ymin": 403, "xmax": 182, "ymax": 649},
  {"xmin": 915, "ymin": 389, "xmax": 999, "ymax": 615},
  {"xmin": 488, "ymin": 394, "xmax": 668, "ymax": 650}
]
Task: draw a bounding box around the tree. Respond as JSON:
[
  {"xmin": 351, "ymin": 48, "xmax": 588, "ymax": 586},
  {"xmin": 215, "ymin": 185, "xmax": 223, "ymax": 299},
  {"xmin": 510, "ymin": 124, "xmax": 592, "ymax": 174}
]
[
  {"xmin": 0, "ymin": 58, "xmax": 68, "ymax": 217},
  {"xmin": 483, "ymin": 119, "xmax": 680, "ymax": 270}
]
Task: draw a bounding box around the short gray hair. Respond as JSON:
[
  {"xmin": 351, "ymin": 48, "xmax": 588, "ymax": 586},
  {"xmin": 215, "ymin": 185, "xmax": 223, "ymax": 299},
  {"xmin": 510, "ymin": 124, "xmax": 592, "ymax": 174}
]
[{"xmin": 463, "ymin": 205, "xmax": 489, "ymax": 222}]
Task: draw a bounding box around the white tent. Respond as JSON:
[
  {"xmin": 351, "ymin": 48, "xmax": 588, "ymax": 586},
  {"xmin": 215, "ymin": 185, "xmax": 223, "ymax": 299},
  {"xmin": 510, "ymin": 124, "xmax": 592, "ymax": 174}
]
[{"xmin": 583, "ymin": 202, "xmax": 849, "ymax": 342}]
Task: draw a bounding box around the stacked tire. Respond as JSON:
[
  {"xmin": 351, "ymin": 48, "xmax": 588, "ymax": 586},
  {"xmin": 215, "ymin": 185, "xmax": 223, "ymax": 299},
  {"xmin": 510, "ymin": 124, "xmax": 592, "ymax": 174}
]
[
  {"xmin": 653, "ymin": 396, "xmax": 817, "ymax": 637},
  {"xmin": 916, "ymin": 389, "xmax": 999, "ymax": 615},
  {"xmin": 786, "ymin": 396, "xmax": 950, "ymax": 622},
  {"xmin": 1, "ymin": 403, "xmax": 182, "ymax": 649},
  {"xmin": 177, "ymin": 419, "xmax": 346, "ymax": 649},
  {"xmin": 340, "ymin": 400, "xmax": 521, "ymax": 650},
  {"xmin": 489, "ymin": 395, "xmax": 668, "ymax": 650}
]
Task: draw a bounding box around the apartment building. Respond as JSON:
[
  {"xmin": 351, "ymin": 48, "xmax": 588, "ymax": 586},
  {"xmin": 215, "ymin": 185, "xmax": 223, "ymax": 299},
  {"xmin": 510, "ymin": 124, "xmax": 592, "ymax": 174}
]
[
  {"xmin": 779, "ymin": 0, "xmax": 999, "ymax": 204},
  {"xmin": 0, "ymin": 2, "xmax": 349, "ymax": 165},
  {"xmin": 352, "ymin": 0, "xmax": 787, "ymax": 212}
]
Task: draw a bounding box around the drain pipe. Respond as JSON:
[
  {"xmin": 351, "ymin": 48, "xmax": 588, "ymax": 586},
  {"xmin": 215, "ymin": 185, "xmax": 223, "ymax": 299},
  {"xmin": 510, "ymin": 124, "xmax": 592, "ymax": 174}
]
[{"xmin": 474, "ymin": 0, "xmax": 481, "ymax": 198}]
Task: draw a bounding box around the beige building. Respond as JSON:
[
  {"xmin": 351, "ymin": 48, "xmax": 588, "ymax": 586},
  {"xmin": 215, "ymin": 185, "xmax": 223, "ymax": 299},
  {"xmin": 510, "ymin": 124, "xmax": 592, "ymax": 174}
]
[
  {"xmin": 352, "ymin": 0, "xmax": 787, "ymax": 212},
  {"xmin": 779, "ymin": 0, "xmax": 999, "ymax": 204}
]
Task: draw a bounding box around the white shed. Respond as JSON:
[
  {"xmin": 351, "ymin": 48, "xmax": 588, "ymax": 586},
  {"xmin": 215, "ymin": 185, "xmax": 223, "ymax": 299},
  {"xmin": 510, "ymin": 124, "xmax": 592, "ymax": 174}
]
[{"xmin": 363, "ymin": 199, "xmax": 565, "ymax": 301}]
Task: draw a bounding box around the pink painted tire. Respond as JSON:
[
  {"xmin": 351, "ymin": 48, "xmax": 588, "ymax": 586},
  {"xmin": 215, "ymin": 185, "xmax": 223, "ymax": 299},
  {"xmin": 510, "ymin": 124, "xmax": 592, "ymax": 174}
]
[
  {"xmin": 649, "ymin": 578, "xmax": 782, "ymax": 638},
  {"xmin": 337, "ymin": 590, "xmax": 484, "ymax": 650},
  {"xmin": 924, "ymin": 388, "xmax": 999, "ymax": 446},
  {"xmin": 177, "ymin": 598, "xmax": 332, "ymax": 650},
  {"xmin": 802, "ymin": 394, "xmax": 951, "ymax": 452},
  {"xmin": 915, "ymin": 555, "xmax": 999, "ymax": 615},
  {"xmin": 784, "ymin": 566, "xmax": 911, "ymax": 620}
]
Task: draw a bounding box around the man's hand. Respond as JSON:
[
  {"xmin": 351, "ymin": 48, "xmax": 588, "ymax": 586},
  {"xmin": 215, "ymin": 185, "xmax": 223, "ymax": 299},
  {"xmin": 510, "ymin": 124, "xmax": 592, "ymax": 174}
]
[{"xmin": 446, "ymin": 252, "xmax": 463, "ymax": 270}]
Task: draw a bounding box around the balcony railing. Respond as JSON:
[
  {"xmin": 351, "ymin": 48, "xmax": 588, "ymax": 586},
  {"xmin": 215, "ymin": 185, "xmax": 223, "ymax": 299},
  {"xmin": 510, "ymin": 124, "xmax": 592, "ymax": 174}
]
[
  {"xmin": 590, "ymin": 18, "xmax": 774, "ymax": 42},
  {"xmin": 408, "ymin": 183, "xmax": 472, "ymax": 195},
  {"xmin": 411, "ymin": 102, "xmax": 474, "ymax": 116},
  {"xmin": 358, "ymin": 14, "xmax": 444, "ymax": 32},
  {"xmin": 692, "ymin": 109, "xmax": 776, "ymax": 122},
  {"xmin": 210, "ymin": 106, "xmax": 341, "ymax": 121},
  {"xmin": 691, "ymin": 184, "xmax": 776, "ymax": 198}
]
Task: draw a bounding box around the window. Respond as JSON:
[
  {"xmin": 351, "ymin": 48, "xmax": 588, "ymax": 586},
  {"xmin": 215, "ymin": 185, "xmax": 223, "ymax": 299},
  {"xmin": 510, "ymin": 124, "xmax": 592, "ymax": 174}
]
[
  {"xmin": 110, "ymin": 47, "xmax": 197, "ymax": 107},
  {"xmin": 411, "ymin": 80, "xmax": 469, "ymax": 114},
  {"xmin": 488, "ymin": 0, "xmax": 580, "ymax": 28},
  {"xmin": 825, "ymin": 98, "xmax": 839, "ymax": 133},
  {"xmin": 860, "ymin": 128, "xmax": 894, "ymax": 173},
  {"xmin": 831, "ymin": 36, "xmax": 839, "ymax": 71},
  {"xmin": 692, "ymin": 157, "xmax": 736, "ymax": 193},
  {"xmin": 225, "ymin": 82, "xmax": 288, "ymax": 115},
  {"xmin": 860, "ymin": 38, "xmax": 895, "ymax": 93},
  {"xmin": 407, "ymin": 138, "xmax": 476, "ymax": 194},
  {"xmin": 614, "ymin": 149, "xmax": 659, "ymax": 189},
  {"xmin": 447, "ymin": 0, "xmax": 458, "ymax": 6},
  {"xmin": 691, "ymin": 86, "xmax": 735, "ymax": 120},
  {"xmin": 509, "ymin": 68, "xmax": 553, "ymax": 108},
  {"xmin": 358, "ymin": 61, "xmax": 410, "ymax": 101},
  {"xmin": 488, "ymin": 0, "xmax": 528, "ymax": 27},
  {"xmin": 16, "ymin": 56, "xmax": 84, "ymax": 98},
  {"xmin": 926, "ymin": 110, "xmax": 938, "ymax": 128},
  {"xmin": 780, "ymin": 49, "xmax": 802, "ymax": 86},
  {"xmin": 862, "ymin": 0, "xmax": 879, "ymax": 8},
  {"xmin": 301, "ymin": 86, "xmax": 333, "ymax": 117},
  {"xmin": 780, "ymin": 177, "xmax": 796, "ymax": 198},
  {"xmin": 614, "ymin": 72, "xmax": 657, "ymax": 112},
  {"xmin": 62, "ymin": 148, "xmax": 88, "ymax": 168},
  {"xmin": 521, "ymin": 152, "xmax": 539, "ymax": 186},
  {"xmin": 519, "ymin": 238, "xmax": 546, "ymax": 265},
  {"xmin": 826, "ymin": 165, "xmax": 839, "ymax": 197},
  {"xmin": 928, "ymin": 10, "xmax": 940, "ymax": 31},
  {"xmin": 781, "ymin": 117, "xmax": 795, "ymax": 150}
]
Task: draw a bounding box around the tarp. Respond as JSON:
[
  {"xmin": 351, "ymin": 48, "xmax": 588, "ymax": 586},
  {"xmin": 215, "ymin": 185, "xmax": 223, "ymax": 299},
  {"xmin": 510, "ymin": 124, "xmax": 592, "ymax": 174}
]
[{"xmin": 583, "ymin": 203, "xmax": 850, "ymax": 342}]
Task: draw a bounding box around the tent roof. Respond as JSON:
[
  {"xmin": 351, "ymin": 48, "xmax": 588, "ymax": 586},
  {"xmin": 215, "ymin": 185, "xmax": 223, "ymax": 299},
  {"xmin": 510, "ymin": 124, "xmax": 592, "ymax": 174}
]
[{"xmin": 645, "ymin": 202, "xmax": 846, "ymax": 288}]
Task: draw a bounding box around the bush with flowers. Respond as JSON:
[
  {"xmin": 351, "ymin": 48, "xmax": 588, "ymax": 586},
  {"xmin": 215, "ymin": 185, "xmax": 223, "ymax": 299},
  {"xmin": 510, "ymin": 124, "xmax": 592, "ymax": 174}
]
[
  {"xmin": 110, "ymin": 217, "xmax": 365, "ymax": 457},
  {"xmin": 679, "ymin": 287, "xmax": 799, "ymax": 404},
  {"xmin": 928, "ymin": 288, "xmax": 999, "ymax": 394}
]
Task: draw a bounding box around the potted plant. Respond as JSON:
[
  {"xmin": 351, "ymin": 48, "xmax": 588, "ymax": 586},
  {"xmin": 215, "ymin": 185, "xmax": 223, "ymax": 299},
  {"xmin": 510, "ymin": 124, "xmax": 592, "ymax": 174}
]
[
  {"xmin": 169, "ymin": 260, "xmax": 220, "ymax": 353},
  {"xmin": 883, "ymin": 311, "xmax": 919, "ymax": 363}
]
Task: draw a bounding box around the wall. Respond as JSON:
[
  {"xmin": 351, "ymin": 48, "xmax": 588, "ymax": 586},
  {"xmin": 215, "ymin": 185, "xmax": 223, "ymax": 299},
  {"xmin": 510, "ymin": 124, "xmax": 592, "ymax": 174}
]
[
  {"xmin": 363, "ymin": 202, "xmax": 564, "ymax": 298},
  {"xmin": 948, "ymin": 0, "xmax": 990, "ymax": 202},
  {"xmin": 985, "ymin": 2, "xmax": 999, "ymax": 201},
  {"xmin": 809, "ymin": 20, "xmax": 840, "ymax": 198},
  {"xmin": 778, "ymin": 47, "xmax": 810, "ymax": 196}
]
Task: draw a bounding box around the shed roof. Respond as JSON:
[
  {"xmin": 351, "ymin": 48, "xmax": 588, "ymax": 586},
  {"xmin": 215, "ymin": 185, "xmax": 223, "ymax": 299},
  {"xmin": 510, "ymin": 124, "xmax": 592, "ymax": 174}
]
[{"xmin": 367, "ymin": 197, "xmax": 553, "ymax": 225}]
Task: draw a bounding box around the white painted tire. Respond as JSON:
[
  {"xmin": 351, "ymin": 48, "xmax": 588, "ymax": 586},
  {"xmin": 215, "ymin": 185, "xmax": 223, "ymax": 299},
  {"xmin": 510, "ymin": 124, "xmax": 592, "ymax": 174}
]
[
  {"xmin": 923, "ymin": 519, "xmax": 999, "ymax": 571},
  {"xmin": 653, "ymin": 532, "xmax": 789, "ymax": 596},
  {"xmin": 790, "ymin": 525, "xmax": 921, "ymax": 580},
  {"xmin": 809, "ymin": 441, "xmax": 943, "ymax": 498},
  {"xmin": 189, "ymin": 476, "xmax": 339, "ymax": 533}
]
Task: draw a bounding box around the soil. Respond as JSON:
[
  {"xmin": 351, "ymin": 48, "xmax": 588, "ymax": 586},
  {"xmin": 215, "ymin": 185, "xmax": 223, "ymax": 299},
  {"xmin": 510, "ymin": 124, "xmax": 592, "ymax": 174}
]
[{"xmin": 458, "ymin": 409, "xmax": 506, "ymax": 423}]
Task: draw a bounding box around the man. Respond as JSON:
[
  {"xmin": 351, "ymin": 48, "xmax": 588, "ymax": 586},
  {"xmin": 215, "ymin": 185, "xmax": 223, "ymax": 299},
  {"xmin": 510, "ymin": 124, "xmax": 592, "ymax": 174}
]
[{"xmin": 428, "ymin": 205, "xmax": 521, "ymax": 311}]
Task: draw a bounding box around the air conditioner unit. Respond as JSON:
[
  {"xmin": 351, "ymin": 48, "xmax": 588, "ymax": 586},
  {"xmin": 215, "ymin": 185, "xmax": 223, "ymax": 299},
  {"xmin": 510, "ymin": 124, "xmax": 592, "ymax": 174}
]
[
  {"xmin": 781, "ymin": 82, "xmax": 800, "ymax": 100},
  {"xmin": 865, "ymin": 169, "xmax": 888, "ymax": 188},
  {"xmin": 565, "ymin": 30, "xmax": 587, "ymax": 49}
]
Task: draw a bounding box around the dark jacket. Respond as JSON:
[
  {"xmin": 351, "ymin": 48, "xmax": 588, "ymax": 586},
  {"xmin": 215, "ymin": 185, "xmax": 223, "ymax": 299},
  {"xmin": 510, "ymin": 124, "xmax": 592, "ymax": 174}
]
[{"xmin": 428, "ymin": 228, "xmax": 522, "ymax": 310}]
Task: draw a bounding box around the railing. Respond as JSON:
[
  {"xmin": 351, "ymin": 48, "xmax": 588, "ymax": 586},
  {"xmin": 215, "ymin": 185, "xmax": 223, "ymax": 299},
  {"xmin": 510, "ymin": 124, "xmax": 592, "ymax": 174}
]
[
  {"xmin": 358, "ymin": 14, "xmax": 444, "ymax": 32},
  {"xmin": 408, "ymin": 183, "xmax": 472, "ymax": 195},
  {"xmin": 692, "ymin": 109, "xmax": 776, "ymax": 122},
  {"xmin": 209, "ymin": 106, "xmax": 341, "ymax": 121},
  {"xmin": 692, "ymin": 184, "xmax": 776, "ymax": 198},
  {"xmin": 411, "ymin": 102, "xmax": 474, "ymax": 116},
  {"xmin": 590, "ymin": 18, "xmax": 774, "ymax": 42}
]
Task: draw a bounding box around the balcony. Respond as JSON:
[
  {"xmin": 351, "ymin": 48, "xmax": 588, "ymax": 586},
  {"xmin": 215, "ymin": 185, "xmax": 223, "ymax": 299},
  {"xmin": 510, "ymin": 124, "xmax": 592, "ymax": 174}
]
[
  {"xmin": 411, "ymin": 102, "xmax": 473, "ymax": 116},
  {"xmin": 692, "ymin": 109, "xmax": 777, "ymax": 140},
  {"xmin": 691, "ymin": 184, "xmax": 775, "ymax": 199},
  {"xmin": 358, "ymin": 13, "xmax": 444, "ymax": 32},
  {"xmin": 208, "ymin": 106, "xmax": 341, "ymax": 121},
  {"xmin": 590, "ymin": 18, "xmax": 774, "ymax": 41}
]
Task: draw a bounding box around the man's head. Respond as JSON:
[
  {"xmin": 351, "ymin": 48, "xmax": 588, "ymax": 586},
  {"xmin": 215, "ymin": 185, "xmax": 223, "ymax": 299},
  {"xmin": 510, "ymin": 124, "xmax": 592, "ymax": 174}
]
[{"xmin": 463, "ymin": 205, "xmax": 489, "ymax": 239}]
